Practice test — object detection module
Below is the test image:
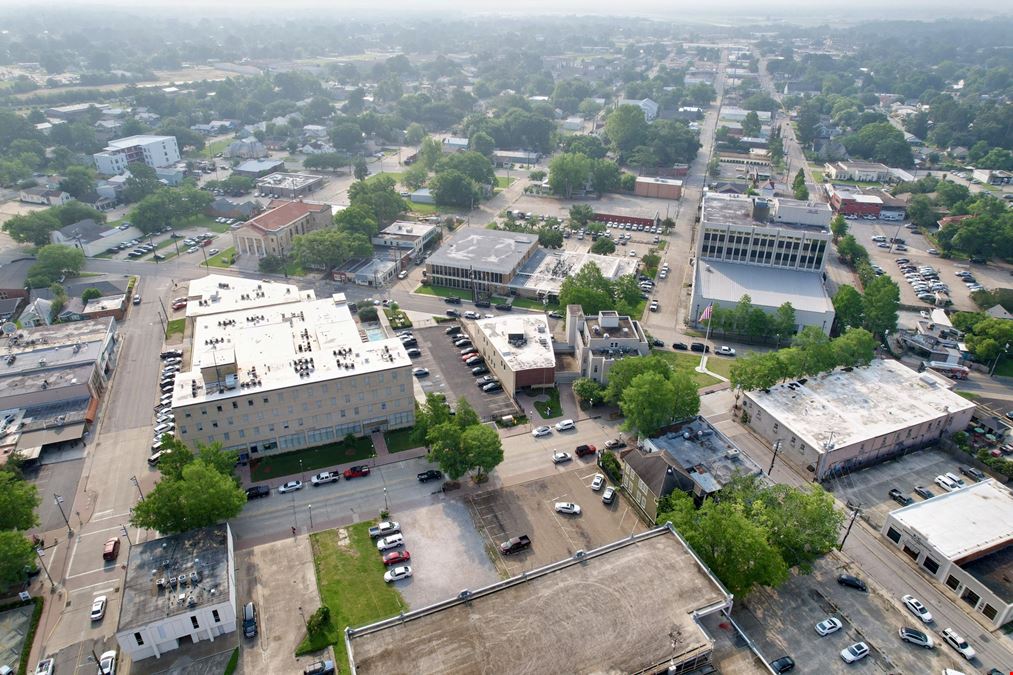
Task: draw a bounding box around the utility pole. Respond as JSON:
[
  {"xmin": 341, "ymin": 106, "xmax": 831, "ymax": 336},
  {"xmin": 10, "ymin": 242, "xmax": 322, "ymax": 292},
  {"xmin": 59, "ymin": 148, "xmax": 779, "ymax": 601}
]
[
  {"xmin": 35, "ymin": 547, "xmax": 55, "ymax": 589},
  {"xmin": 767, "ymin": 439, "xmax": 782, "ymax": 476},
  {"xmin": 838, "ymin": 503, "xmax": 861, "ymax": 550}
]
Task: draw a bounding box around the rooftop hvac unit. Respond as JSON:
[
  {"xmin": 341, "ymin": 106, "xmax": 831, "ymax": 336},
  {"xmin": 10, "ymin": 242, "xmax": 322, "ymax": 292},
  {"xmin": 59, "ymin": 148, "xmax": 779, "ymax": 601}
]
[{"xmin": 726, "ymin": 449, "xmax": 740, "ymax": 459}]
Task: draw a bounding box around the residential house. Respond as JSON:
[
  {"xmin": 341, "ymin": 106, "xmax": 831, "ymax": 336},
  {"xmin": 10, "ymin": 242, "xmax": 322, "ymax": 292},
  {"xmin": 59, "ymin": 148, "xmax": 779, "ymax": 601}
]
[
  {"xmin": 19, "ymin": 187, "xmax": 72, "ymax": 207},
  {"xmin": 618, "ymin": 98, "xmax": 659, "ymax": 122},
  {"xmin": 50, "ymin": 219, "xmax": 143, "ymax": 257},
  {"xmin": 823, "ymin": 161, "xmax": 893, "ymax": 183},
  {"xmin": 0, "ymin": 297, "xmax": 21, "ymax": 322},
  {"xmin": 208, "ymin": 197, "xmax": 259, "ymax": 221},
  {"xmin": 971, "ymin": 168, "xmax": 1012, "ymax": 186},
  {"xmin": 441, "ymin": 137, "xmax": 469, "ymax": 153},
  {"xmin": 224, "ymin": 138, "xmax": 268, "ymax": 160}
]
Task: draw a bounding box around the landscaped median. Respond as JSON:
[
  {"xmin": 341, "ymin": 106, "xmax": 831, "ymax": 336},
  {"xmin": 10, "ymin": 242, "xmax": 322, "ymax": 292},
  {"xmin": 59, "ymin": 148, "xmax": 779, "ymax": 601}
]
[
  {"xmin": 202, "ymin": 247, "xmax": 236, "ymax": 269},
  {"xmin": 297, "ymin": 523, "xmax": 407, "ymax": 666},
  {"xmin": 249, "ymin": 436, "xmax": 375, "ymax": 481}
]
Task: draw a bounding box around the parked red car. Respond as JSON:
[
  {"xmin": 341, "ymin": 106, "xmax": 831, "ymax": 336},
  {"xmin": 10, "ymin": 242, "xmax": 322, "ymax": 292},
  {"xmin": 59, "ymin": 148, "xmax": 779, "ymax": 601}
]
[
  {"xmin": 575, "ymin": 444, "xmax": 597, "ymax": 458},
  {"xmin": 382, "ymin": 550, "xmax": 411, "ymax": 566},
  {"xmin": 343, "ymin": 465, "xmax": 371, "ymax": 479}
]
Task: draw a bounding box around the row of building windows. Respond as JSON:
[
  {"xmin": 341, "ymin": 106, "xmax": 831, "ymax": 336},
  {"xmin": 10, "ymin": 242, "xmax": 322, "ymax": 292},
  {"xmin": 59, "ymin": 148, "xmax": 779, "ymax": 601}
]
[
  {"xmin": 182, "ymin": 382, "xmax": 406, "ymax": 419},
  {"xmin": 180, "ymin": 399, "xmax": 409, "ymax": 437}
]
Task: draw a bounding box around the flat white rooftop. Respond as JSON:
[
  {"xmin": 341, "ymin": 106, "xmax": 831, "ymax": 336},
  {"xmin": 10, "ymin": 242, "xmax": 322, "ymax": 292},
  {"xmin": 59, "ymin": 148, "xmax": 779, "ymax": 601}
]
[
  {"xmin": 184, "ymin": 275, "xmax": 306, "ymax": 319},
  {"xmin": 474, "ymin": 315, "xmax": 555, "ymax": 372},
  {"xmin": 104, "ymin": 134, "xmax": 174, "ymax": 149},
  {"xmin": 890, "ymin": 480, "xmax": 1013, "ymax": 561},
  {"xmin": 695, "ymin": 260, "xmax": 833, "ymax": 314},
  {"xmin": 747, "ymin": 359, "xmax": 975, "ymax": 452},
  {"xmin": 509, "ymin": 249, "xmax": 638, "ymax": 296}
]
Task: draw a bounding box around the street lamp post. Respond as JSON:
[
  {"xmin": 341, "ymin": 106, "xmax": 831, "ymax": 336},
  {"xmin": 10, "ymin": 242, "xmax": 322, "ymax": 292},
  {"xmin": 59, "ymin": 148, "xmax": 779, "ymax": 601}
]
[
  {"xmin": 130, "ymin": 475, "xmax": 144, "ymax": 500},
  {"xmin": 383, "ymin": 486, "xmax": 389, "ymax": 513},
  {"xmin": 35, "ymin": 547, "xmax": 55, "ymax": 589},
  {"xmin": 53, "ymin": 494, "xmax": 72, "ymax": 536},
  {"xmin": 989, "ymin": 342, "xmax": 1010, "ymax": 376},
  {"xmin": 120, "ymin": 524, "xmax": 133, "ymax": 550},
  {"xmin": 308, "ymin": 504, "xmax": 313, "ymax": 529}
]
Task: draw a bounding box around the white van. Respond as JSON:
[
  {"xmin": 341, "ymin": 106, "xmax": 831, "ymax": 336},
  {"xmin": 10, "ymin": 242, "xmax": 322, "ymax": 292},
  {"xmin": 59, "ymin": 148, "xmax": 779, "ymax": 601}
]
[{"xmin": 555, "ymin": 419, "xmax": 575, "ymax": 431}]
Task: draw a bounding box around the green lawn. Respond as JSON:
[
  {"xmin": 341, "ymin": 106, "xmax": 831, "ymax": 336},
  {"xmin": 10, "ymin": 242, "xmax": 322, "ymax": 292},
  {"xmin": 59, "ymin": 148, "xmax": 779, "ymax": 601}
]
[
  {"xmin": 383, "ymin": 308, "xmax": 412, "ymax": 329},
  {"xmin": 384, "ymin": 428, "xmax": 420, "ymax": 453},
  {"xmin": 509, "ymin": 296, "xmax": 559, "ymax": 311},
  {"xmin": 705, "ymin": 355, "xmax": 734, "ymax": 379},
  {"xmin": 994, "ymin": 358, "xmax": 1013, "ymax": 378},
  {"xmin": 368, "ymin": 171, "xmax": 404, "ymax": 185},
  {"xmin": 166, "ymin": 318, "xmax": 185, "ymax": 337},
  {"xmin": 956, "ymin": 391, "xmax": 982, "ymax": 401},
  {"xmin": 298, "ymin": 523, "xmax": 407, "ymax": 662},
  {"xmin": 653, "ymin": 351, "xmax": 721, "ymax": 388},
  {"xmin": 496, "ymin": 176, "xmax": 514, "ymax": 188},
  {"xmin": 533, "ymin": 388, "xmax": 562, "ymax": 419},
  {"xmin": 202, "ymin": 247, "xmax": 236, "ymax": 268},
  {"xmin": 249, "ymin": 436, "xmax": 375, "ymax": 481},
  {"xmin": 415, "ymin": 284, "xmax": 469, "ymax": 301},
  {"xmin": 407, "ymin": 202, "xmax": 439, "ymax": 215}
]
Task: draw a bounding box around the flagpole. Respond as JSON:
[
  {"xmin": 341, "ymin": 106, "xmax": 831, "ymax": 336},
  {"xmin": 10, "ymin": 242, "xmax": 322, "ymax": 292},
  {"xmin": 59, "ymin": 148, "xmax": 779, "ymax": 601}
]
[{"xmin": 697, "ymin": 303, "xmax": 713, "ymax": 373}]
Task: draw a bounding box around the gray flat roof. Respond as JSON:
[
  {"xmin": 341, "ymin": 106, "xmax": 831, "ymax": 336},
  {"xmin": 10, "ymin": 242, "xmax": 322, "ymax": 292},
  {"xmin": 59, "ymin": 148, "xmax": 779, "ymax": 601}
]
[
  {"xmin": 118, "ymin": 524, "xmax": 231, "ymax": 630},
  {"xmin": 645, "ymin": 417, "xmax": 764, "ymax": 493},
  {"xmin": 427, "ymin": 228, "xmax": 537, "ymax": 275},
  {"xmin": 695, "ymin": 259, "xmax": 833, "ymax": 314},
  {"xmin": 509, "ymin": 248, "xmax": 638, "ymax": 296},
  {"xmin": 347, "ymin": 525, "xmax": 730, "ymax": 675}
]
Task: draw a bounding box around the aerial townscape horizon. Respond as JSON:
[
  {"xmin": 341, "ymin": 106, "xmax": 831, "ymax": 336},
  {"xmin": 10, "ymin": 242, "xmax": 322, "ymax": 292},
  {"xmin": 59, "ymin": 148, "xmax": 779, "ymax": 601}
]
[{"xmin": 0, "ymin": 4, "xmax": 1010, "ymax": 675}]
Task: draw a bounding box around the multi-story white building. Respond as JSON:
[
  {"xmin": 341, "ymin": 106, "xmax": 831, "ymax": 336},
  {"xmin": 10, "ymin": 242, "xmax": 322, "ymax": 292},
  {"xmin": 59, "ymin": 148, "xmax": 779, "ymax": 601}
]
[
  {"xmin": 689, "ymin": 192, "xmax": 835, "ymax": 335},
  {"xmin": 882, "ymin": 479, "xmax": 1013, "ymax": 629},
  {"xmin": 371, "ymin": 221, "xmax": 439, "ymax": 261},
  {"xmin": 170, "ymin": 276, "xmax": 414, "ymax": 460},
  {"xmin": 93, "ymin": 134, "xmax": 180, "ymax": 175},
  {"xmin": 115, "ymin": 524, "xmax": 237, "ymax": 661},
  {"xmin": 741, "ymin": 359, "xmax": 976, "ymax": 481}
]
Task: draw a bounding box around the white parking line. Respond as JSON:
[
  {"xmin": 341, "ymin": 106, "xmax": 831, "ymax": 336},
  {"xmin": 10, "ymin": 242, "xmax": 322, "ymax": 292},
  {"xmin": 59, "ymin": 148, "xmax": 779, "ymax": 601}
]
[{"xmin": 68, "ymin": 581, "xmax": 118, "ymax": 594}]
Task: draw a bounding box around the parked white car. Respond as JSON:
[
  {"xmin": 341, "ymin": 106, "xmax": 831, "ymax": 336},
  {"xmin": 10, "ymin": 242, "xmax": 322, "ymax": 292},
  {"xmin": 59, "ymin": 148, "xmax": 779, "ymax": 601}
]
[
  {"xmin": 554, "ymin": 502, "xmax": 581, "ymax": 515},
  {"xmin": 902, "ymin": 594, "xmax": 933, "ymax": 623},
  {"xmin": 555, "ymin": 419, "xmax": 575, "ymax": 431},
  {"xmin": 531, "ymin": 426, "xmax": 551, "ymax": 437}
]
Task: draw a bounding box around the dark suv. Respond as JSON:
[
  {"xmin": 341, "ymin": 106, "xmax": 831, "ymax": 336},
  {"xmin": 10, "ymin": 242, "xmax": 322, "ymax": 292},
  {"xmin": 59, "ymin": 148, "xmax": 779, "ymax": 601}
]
[
  {"xmin": 495, "ymin": 303, "xmax": 513, "ymax": 311},
  {"xmin": 837, "ymin": 574, "xmax": 867, "ymax": 591},
  {"xmin": 690, "ymin": 342, "xmax": 710, "ymax": 353},
  {"xmin": 245, "ymin": 485, "xmax": 270, "ymax": 499},
  {"xmin": 474, "ymin": 300, "xmax": 491, "ymax": 308},
  {"xmin": 444, "ymin": 296, "xmax": 462, "ymax": 305},
  {"xmin": 417, "ymin": 469, "xmax": 443, "ymax": 483},
  {"xmin": 575, "ymin": 444, "xmax": 597, "ymax": 458}
]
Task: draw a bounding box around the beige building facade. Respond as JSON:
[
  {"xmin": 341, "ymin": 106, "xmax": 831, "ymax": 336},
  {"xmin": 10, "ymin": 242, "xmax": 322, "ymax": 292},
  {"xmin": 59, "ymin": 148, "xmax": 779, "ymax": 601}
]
[{"xmin": 231, "ymin": 199, "xmax": 331, "ymax": 259}]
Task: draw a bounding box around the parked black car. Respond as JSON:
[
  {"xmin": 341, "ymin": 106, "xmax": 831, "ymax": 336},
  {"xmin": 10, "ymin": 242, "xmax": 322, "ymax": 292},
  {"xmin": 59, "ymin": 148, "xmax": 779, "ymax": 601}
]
[
  {"xmin": 444, "ymin": 296, "xmax": 462, "ymax": 305},
  {"xmin": 837, "ymin": 574, "xmax": 867, "ymax": 591},
  {"xmin": 770, "ymin": 656, "xmax": 795, "ymax": 673},
  {"xmin": 888, "ymin": 488, "xmax": 914, "ymax": 506},
  {"xmin": 245, "ymin": 485, "xmax": 270, "ymax": 499},
  {"xmin": 474, "ymin": 300, "xmax": 491, "ymax": 308},
  {"xmin": 417, "ymin": 469, "xmax": 443, "ymax": 483},
  {"xmin": 672, "ymin": 342, "xmax": 688, "ymax": 351},
  {"xmin": 690, "ymin": 342, "xmax": 710, "ymax": 353},
  {"xmin": 446, "ymin": 309, "xmax": 461, "ymax": 318},
  {"xmin": 495, "ymin": 303, "xmax": 512, "ymax": 311}
]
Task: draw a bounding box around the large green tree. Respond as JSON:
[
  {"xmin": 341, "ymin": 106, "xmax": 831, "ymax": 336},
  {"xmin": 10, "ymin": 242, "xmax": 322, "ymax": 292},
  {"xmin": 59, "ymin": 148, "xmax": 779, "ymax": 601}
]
[
  {"xmin": 605, "ymin": 104, "xmax": 649, "ymax": 157},
  {"xmin": 27, "ymin": 244, "xmax": 85, "ymax": 288},
  {"xmin": 429, "ymin": 169, "xmax": 480, "ymax": 207},
  {"xmin": 0, "ymin": 471, "xmax": 39, "ymax": 531},
  {"xmin": 0, "ymin": 531, "xmax": 35, "ymax": 589},
  {"xmin": 121, "ymin": 163, "xmax": 161, "ymax": 203},
  {"xmin": 604, "ymin": 354, "xmax": 673, "ymax": 404},
  {"xmin": 548, "ymin": 152, "xmax": 592, "ymax": 198},
  {"xmin": 658, "ymin": 491, "xmax": 789, "ymax": 597},
  {"xmin": 829, "ymin": 214, "xmax": 848, "ymax": 242},
  {"xmin": 621, "ymin": 372, "xmax": 677, "ymax": 436},
  {"xmin": 2, "ymin": 210, "xmax": 61, "ymax": 246},
  {"xmin": 333, "ymin": 204, "xmax": 380, "ymax": 238},
  {"xmin": 461, "ymin": 424, "xmax": 503, "ymax": 480},
  {"xmin": 130, "ymin": 460, "xmax": 246, "ymax": 534},
  {"xmin": 862, "ymin": 275, "xmax": 900, "ymax": 337},
  {"xmin": 833, "ymin": 285, "xmax": 865, "ymax": 332}
]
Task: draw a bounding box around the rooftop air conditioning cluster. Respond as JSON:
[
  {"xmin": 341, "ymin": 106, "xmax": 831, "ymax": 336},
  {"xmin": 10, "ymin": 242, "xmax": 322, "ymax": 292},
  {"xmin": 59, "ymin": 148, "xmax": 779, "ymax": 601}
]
[
  {"xmin": 293, "ymin": 357, "xmax": 314, "ymax": 378},
  {"xmin": 240, "ymin": 366, "xmax": 262, "ymax": 389},
  {"xmin": 333, "ymin": 347, "xmax": 356, "ymax": 370},
  {"xmin": 216, "ymin": 319, "xmax": 236, "ymax": 327}
]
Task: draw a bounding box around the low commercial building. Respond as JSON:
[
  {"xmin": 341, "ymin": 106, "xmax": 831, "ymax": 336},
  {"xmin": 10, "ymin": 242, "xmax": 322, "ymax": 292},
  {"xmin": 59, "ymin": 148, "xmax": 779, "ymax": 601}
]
[
  {"xmin": 232, "ymin": 158, "xmax": 285, "ymax": 179},
  {"xmin": 464, "ymin": 314, "xmax": 556, "ymax": 396},
  {"xmin": 345, "ymin": 524, "xmax": 732, "ymax": 675},
  {"xmin": 224, "ymin": 138, "xmax": 267, "ymax": 160},
  {"xmin": 507, "ymin": 249, "xmax": 638, "ymax": 301},
  {"xmin": 441, "ymin": 137, "xmax": 469, "ymax": 153},
  {"xmin": 621, "ymin": 417, "xmax": 764, "ymax": 520},
  {"xmin": 826, "ymin": 184, "xmax": 883, "ymax": 217},
  {"xmin": 823, "ymin": 161, "xmax": 893, "ymax": 183},
  {"xmin": 426, "ymin": 228, "xmax": 539, "ymax": 298},
  {"xmin": 719, "ymin": 106, "xmax": 772, "ymax": 123},
  {"xmin": 115, "ymin": 524, "xmax": 236, "ymax": 661},
  {"xmin": 741, "ymin": 359, "xmax": 976, "ymax": 481},
  {"xmin": 633, "ymin": 176, "xmax": 683, "ymax": 200},
  {"xmin": 408, "ymin": 188, "xmax": 433, "ymax": 204},
  {"xmin": 771, "ymin": 197, "xmax": 833, "ymax": 228},
  {"xmin": 50, "ymin": 218, "xmax": 143, "ymax": 257},
  {"xmin": 255, "ymin": 172, "xmax": 325, "ymax": 199},
  {"xmin": 491, "ymin": 150, "xmax": 540, "ymax": 166},
  {"xmin": 231, "ymin": 199, "xmax": 331, "ymax": 259},
  {"xmin": 562, "ymin": 306, "xmax": 649, "ymax": 385},
  {"xmin": 971, "ymin": 168, "xmax": 1012, "ymax": 186},
  {"xmin": 0, "ymin": 318, "xmax": 118, "ymax": 463},
  {"xmin": 882, "ymin": 479, "xmax": 1013, "ymax": 629},
  {"xmin": 93, "ymin": 135, "xmax": 180, "ymax": 176},
  {"xmin": 371, "ymin": 221, "xmax": 439, "ymax": 260},
  {"xmin": 172, "ymin": 276, "xmax": 413, "ymax": 460}
]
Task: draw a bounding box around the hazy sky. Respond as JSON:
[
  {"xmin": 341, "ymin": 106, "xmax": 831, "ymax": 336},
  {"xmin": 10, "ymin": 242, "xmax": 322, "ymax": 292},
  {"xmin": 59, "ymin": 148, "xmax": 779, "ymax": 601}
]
[{"xmin": 0, "ymin": 0, "xmax": 1002, "ymax": 20}]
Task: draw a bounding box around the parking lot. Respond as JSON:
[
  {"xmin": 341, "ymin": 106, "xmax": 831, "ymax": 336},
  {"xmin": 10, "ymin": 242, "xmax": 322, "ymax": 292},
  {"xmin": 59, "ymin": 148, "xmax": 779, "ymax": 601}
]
[
  {"xmin": 389, "ymin": 500, "xmax": 501, "ymax": 608},
  {"xmin": 103, "ymin": 226, "xmax": 226, "ymax": 262},
  {"xmin": 734, "ymin": 555, "xmax": 968, "ymax": 674},
  {"xmin": 847, "ymin": 217, "xmax": 1011, "ymax": 311},
  {"xmin": 467, "ymin": 468, "xmax": 646, "ymax": 575},
  {"xmin": 410, "ymin": 324, "xmax": 517, "ymax": 421},
  {"xmin": 821, "ymin": 446, "xmax": 979, "ymax": 531}
]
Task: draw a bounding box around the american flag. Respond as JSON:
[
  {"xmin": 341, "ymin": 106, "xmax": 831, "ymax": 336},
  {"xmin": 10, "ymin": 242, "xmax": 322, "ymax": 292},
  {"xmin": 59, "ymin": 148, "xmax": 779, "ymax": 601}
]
[{"xmin": 698, "ymin": 304, "xmax": 713, "ymax": 322}]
